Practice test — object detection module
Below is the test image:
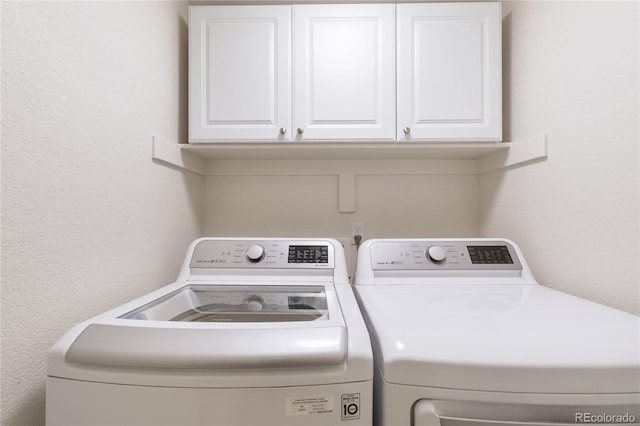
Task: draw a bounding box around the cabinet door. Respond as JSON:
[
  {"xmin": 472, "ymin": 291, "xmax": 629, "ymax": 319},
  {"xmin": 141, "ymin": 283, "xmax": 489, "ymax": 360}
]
[
  {"xmin": 293, "ymin": 4, "xmax": 396, "ymax": 141},
  {"xmin": 397, "ymin": 3, "xmax": 502, "ymax": 142},
  {"xmin": 189, "ymin": 6, "xmax": 291, "ymax": 142}
]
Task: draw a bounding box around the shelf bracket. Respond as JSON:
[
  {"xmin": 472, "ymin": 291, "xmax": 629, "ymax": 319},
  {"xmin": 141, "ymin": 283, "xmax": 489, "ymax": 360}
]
[
  {"xmin": 477, "ymin": 134, "xmax": 548, "ymax": 174},
  {"xmin": 151, "ymin": 137, "xmax": 205, "ymax": 175}
]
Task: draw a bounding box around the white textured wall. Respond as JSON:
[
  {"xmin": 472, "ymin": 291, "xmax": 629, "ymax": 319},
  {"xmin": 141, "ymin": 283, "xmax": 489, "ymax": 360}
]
[
  {"xmin": 1, "ymin": 2, "xmax": 202, "ymax": 425},
  {"xmin": 2, "ymin": 2, "xmax": 638, "ymax": 425},
  {"xmin": 480, "ymin": 1, "xmax": 639, "ymax": 314}
]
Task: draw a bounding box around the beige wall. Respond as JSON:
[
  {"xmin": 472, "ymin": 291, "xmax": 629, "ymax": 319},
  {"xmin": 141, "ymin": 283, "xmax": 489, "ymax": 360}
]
[
  {"xmin": 203, "ymin": 171, "xmax": 480, "ymax": 274},
  {"xmin": 203, "ymin": 173, "xmax": 480, "ymax": 239},
  {"xmin": 480, "ymin": 1, "xmax": 639, "ymax": 314},
  {"xmin": 1, "ymin": 2, "xmax": 202, "ymax": 424}
]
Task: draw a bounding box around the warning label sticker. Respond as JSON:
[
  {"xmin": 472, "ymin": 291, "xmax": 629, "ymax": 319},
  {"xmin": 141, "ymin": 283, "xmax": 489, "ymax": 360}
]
[
  {"xmin": 341, "ymin": 393, "xmax": 361, "ymax": 421},
  {"xmin": 286, "ymin": 396, "xmax": 334, "ymax": 416}
]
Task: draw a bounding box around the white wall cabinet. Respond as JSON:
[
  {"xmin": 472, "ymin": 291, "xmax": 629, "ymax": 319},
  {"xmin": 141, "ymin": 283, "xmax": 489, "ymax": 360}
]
[
  {"xmin": 189, "ymin": 3, "xmax": 501, "ymax": 144},
  {"xmin": 190, "ymin": 4, "xmax": 394, "ymax": 143},
  {"xmin": 293, "ymin": 4, "xmax": 396, "ymax": 141},
  {"xmin": 397, "ymin": 3, "xmax": 502, "ymax": 142},
  {"xmin": 189, "ymin": 6, "xmax": 291, "ymax": 142}
]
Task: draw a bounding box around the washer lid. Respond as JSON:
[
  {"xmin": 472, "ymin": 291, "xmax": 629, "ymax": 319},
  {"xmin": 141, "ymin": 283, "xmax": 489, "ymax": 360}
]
[
  {"xmin": 120, "ymin": 284, "xmax": 331, "ymax": 323},
  {"xmin": 65, "ymin": 323, "xmax": 347, "ymax": 369},
  {"xmin": 65, "ymin": 283, "xmax": 348, "ymax": 369},
  {"xmin": 356, "ymin": 284, "xmax": 640, "ymax": 394}
]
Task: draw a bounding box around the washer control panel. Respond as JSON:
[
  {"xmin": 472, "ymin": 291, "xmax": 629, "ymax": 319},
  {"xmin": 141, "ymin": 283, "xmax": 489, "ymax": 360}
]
[
  {"xmin": 190, "ymin": 240, "xmax": 334, "ymax": 269},
  {"xmin": 370, "ymin": 240, "xmax": 522, "ymax": 271}
]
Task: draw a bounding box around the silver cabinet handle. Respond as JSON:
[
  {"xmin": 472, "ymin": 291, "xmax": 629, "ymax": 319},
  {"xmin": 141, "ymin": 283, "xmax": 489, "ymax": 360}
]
[
  {"xmin": 279, "ymin": 128, "xmax": 287, "ymax": 135},
  {"xmin": 403, "ymin": 127, "xmax": 411, "ymax": 135},
  {"xmin": 297, "ymin": 128, "xmax": 304, "ymax": 136}
]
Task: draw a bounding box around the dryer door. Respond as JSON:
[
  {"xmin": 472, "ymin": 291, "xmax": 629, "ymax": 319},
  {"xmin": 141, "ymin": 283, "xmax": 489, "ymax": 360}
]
[{"xmin": 414, "ymin": 400, "xmax": 640, "ymax": 426}]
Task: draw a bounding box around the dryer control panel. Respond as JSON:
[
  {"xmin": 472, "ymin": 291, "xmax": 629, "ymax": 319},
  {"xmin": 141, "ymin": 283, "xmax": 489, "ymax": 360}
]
[
  {"xmin": 370, "ymin": 240, "xmax": 522, "ymax": 271},
  {"xmin": 190, "ymin": 239, "xmax": 335, "ymax": 269}
]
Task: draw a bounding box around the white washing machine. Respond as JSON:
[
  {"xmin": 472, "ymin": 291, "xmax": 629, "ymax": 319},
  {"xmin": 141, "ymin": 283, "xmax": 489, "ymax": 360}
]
[
  {"xmin": 353, "ymin": 238, "xmax": 640, "ymax": 426},
  {"xmin": 47, "ymin": 238, "xmax": 373, "ymax": 426}
]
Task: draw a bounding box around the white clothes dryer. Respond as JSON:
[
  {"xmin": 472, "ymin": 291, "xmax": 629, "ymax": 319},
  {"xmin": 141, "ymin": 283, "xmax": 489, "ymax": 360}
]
[
  {"xmin": 47, "ymin": 238, "xmax": 373, "ymax": 426},
  {"xmin": 353, "ymin": 238, "xmax": 639, "ymax": 426}
]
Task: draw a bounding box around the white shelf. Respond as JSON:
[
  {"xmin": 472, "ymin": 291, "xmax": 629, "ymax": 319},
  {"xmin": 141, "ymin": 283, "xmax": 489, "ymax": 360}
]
[
  {"xmin": 152, "ymin": 136, "xmax": 548, "ymax": 213},
  {"xmin": 179, "ymin": 142, "xmax": 510, "ymax": 161},
  {"xmin": 153, "ymin": 136, "xmax": 547, "ymax": 175}
]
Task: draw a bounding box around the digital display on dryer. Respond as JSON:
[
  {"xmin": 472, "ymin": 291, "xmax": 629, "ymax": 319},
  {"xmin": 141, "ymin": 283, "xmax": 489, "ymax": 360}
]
[
  {"xmin": 467, "ymin": 246, "xmax": 514, "ymax": 264},
  {"xmin": 288, "ymin": 246, "xmax": 329, "ymax": 263}
]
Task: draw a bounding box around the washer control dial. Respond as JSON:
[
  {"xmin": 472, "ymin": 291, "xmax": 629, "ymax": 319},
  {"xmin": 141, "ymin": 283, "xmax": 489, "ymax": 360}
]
[
  {"xmin": 427, "ymin": 245, "xmax": 447, "ymax": 264},
  {"xmin": 245, "ymin": 244, "xmax": 266, "ymax": 263}
]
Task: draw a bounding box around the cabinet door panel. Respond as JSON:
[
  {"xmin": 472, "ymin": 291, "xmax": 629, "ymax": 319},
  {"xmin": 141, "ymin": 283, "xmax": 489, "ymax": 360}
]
[
  {"xmin": 397, "ymin": 3, "xmax": 502, "ymax": 142},
  {"xmin": 310, "ymin": 20, "xmax": 378, "ymax": 123},
  {"xmin": 294, "ymin": 4, "xmax": 395, "ymax": 141},
  {"xmin": 189, "ymin": 6, "xmax": 291, "ymax": 142},
  {"xmin": 416, "ymin": 18, "xmax": 483, "ymax": 122},
  {"xmin": 206, "ymin": 21, "xmax": 274, "ymax": 124}
]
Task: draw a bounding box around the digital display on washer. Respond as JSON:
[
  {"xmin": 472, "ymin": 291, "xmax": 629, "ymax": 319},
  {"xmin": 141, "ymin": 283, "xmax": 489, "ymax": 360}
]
[
  {"xmin": 288, "ymin": 245, "xmax": 329, "ymax": 263},
  {"xmin": 467, "ymin": 245, "xmax": 514, "ymax": 264}
]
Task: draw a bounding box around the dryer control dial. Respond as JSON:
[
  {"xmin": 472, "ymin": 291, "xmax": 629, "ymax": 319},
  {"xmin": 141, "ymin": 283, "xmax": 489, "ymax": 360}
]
[
  {"xmin": 427, "ymin": 245, "xmax": 447, "ymax": 264},
  {"xmin": 245, "ymin": 245, "xmax": 266, "ymax": 263}
]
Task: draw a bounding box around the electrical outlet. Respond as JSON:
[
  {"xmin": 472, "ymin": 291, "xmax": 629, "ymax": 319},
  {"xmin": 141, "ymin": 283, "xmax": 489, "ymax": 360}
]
[{"xmin": 350, "ymin": 222, "xmax": 364, "ymax": 244}]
